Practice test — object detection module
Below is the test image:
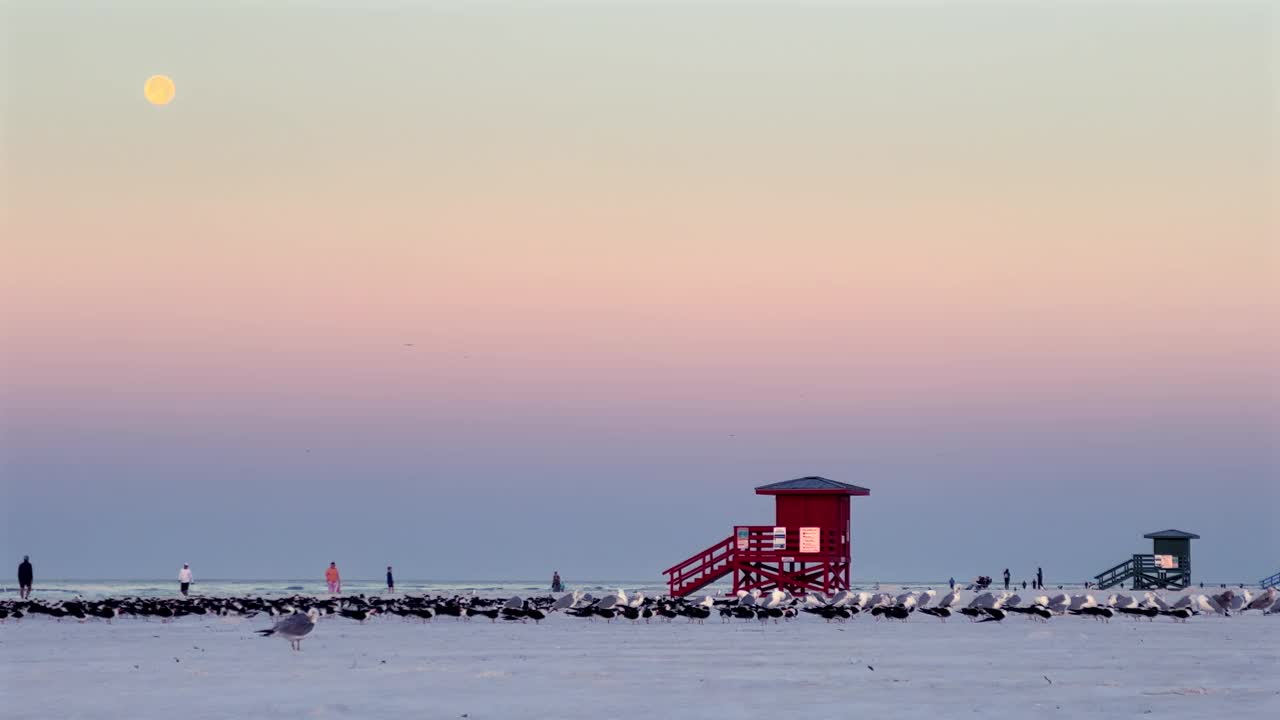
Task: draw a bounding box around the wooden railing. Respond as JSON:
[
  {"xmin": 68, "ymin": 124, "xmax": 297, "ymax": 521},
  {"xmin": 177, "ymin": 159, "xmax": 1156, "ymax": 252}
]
[
  {"xmin": 1261, "ymin": 571, "xmax": 1280, "ymax": 589},
  {"xmin": 663, "ymin": 535, "xmax": 735, "ymax": 597},
  {"xmin": 1094, "ymin": 556, "xmax": 1138, "ymax": 590},
  {"xmin": 730, "ymin": 525, "xmax": 847, "ymax": 559}
]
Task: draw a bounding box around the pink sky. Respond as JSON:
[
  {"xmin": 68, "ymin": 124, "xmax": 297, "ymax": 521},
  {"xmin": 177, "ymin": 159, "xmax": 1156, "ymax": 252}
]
[{"xmin": 1, "ymin": 3, "xmax": 1275, "ymax": 580}]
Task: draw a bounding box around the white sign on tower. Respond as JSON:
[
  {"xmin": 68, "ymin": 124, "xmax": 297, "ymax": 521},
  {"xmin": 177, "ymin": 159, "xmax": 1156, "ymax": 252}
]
[{"xmin": 799, "ymin": 527, "xmax": 821, "ymax": 553}]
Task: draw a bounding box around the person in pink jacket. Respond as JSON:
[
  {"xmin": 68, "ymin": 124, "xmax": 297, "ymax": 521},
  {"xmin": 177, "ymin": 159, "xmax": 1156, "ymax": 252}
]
[{"xmin": 325, "ymin": 562, "xmax": 341, "ymax": 593}]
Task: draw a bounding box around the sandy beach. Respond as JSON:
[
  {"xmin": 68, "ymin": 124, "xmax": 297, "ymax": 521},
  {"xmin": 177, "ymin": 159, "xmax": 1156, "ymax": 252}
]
[{"xmin": 4, "ymin": 605, "xmax": 1277, "ymax": 719}]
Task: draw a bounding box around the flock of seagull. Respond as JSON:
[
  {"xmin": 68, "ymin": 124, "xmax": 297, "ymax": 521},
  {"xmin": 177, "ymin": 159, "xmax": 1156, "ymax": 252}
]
[{"xmin": 2, "ymin": 585, "xmax": 1275, "ymax": 651}]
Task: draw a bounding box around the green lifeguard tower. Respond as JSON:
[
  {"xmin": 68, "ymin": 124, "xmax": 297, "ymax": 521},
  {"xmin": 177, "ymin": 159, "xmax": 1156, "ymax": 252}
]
[{"xmin": 1093, "ymin": 529, "xmax": 1199, "ymax": 590}]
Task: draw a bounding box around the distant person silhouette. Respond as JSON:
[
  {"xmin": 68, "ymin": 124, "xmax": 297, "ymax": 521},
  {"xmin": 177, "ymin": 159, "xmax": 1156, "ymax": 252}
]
[
  {"xmin": 386, "ymin": 566, "xmax": 394, "ymax": 593},
  {"xmin": 178, "ymin": 563, "xmax": 193, "ymax": 596},
  {"xmin": 949, "ymin": 577, "xmax": 955, "ymax": 590},
  {"xmin": 18, "ymin": 555, "xmax": 33, "ymax": 599},
  {"xmin": 1003, "ymin": 568, "xmax": 1010, "ymax": 590},
  {"xmin": 1036, "ymin": 567, "xmax": 1043, "ymax": 590},
  {"xmin": 326, "ymin": 562, "xmax": 341, "ymax": 594},
  {"xmin": 551, "ymin": 571, "xmax": 563, "ymax": 593}
]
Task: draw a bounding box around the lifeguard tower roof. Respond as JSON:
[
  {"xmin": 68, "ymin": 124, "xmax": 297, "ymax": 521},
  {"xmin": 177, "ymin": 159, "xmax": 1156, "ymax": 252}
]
[
  {"xmin": 1143, "ymin": 529, "xmax": 1200, "ymax": 540},
  {"xmin": 755, "ymin": 476, "xmax": 871, "ymax": 495}
]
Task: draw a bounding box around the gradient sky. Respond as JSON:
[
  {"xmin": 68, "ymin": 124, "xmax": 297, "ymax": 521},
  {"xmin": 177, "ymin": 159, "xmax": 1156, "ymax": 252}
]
[{"xmin": 2, "ymin": 1, "xmax": 1276, "ymax": 583}]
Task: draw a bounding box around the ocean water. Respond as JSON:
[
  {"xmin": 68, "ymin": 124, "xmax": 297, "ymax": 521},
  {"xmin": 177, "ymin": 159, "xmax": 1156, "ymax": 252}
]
[{"xmin": 3, "ymin": 578, "xmax": 1025, "ymax": 600}]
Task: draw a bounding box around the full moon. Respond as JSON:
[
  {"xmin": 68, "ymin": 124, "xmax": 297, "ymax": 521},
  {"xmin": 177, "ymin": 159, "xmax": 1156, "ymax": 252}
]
[{"xmin": 144, "ymin": 75, "xmax": 176, "ymax": 106}]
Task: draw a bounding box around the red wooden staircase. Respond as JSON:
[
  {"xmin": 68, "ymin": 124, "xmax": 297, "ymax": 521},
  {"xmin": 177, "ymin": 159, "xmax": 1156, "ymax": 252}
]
[{"xmin": 662, "ymin": 535, "xmax": 736, "ymax": 598}]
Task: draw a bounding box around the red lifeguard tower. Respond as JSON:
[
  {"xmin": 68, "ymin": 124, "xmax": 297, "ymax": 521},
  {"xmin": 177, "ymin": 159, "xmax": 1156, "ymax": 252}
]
[{"xmin": 662, "ymin": 476, "xmax": 871, "ymax": 597}]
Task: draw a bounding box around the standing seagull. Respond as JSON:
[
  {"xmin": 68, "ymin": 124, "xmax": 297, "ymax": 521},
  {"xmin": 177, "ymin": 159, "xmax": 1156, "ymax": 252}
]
[
  {"xmin": 258, "ymin": 608, "xmax": 320, "ymax": 651},
  {"xmin": 1243, "ymin": 588, "xmax": 1276, "ymax": 613}
]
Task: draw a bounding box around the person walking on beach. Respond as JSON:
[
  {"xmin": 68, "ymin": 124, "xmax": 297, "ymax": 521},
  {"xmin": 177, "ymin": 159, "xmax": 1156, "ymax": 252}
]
[
  {"xmin": 178, "ymin": 563, "xmax": 193, "ymax": 596},
  {"xmin": 551, "ymin": 570, "xmax": 563, "ymax": 593},
  {"xmin": 18, "ymin": 555, "xmax": 33, "ymax": 599},
  {"xmin": 325, "ymin": 562, "xmax": 341, "ymax": 594},
  {"xmin": 386, "ymin": 566, "xmax": 394, "ymax": 593},
  {"xmin": 948, "ymin": 577, "xmax": 955, "ymax": 590},
  {"xmin": 1036, "ymin": 567, "xmax": 1043, "ymax": 590},
  {"xmin": 1003, "ymin": 568, "xmax": 1010, "ymax": 590}
]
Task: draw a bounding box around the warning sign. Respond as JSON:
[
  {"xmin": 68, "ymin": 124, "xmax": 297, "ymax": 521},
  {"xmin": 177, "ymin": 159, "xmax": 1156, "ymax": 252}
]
[{"xmin": 800, "ymin": 527, "xmax": 821, "ymax": 553}]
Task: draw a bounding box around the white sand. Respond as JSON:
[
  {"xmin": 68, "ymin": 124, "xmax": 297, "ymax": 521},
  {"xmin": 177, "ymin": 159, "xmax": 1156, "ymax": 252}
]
[{"xmin": 4, "ymin": 612, "xmax": 1277, "ymax": 718}]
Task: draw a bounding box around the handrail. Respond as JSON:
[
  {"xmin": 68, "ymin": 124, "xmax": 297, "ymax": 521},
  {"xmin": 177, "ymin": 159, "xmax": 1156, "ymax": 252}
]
[
  {"xmin": 1095, "ymin": 557, "xmax": 1135, "ymax": 581},
  {"xmin": 663, "ymin": 535, "xmax": 736, "ymax": 595},
  {"xmin": 662, "ymin": 535, "xmax": 734, "ymax": 575},
  {"xmin": 1094, "ymin": 555, "xmax": 1141, "ymax": 589},
  {"xmin": 667, "ymin": 548, "xmax": 731, "ymax": 587},
  {"xmin": 1261, "ymin": 571, "xmax": 1280, "ymax": 589}
]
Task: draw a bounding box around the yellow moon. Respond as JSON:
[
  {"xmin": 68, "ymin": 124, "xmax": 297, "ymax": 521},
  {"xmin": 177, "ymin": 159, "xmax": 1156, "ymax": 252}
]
[{"xmin": 144, "ymin": 75, "xmax": 176, "ymax": 106}]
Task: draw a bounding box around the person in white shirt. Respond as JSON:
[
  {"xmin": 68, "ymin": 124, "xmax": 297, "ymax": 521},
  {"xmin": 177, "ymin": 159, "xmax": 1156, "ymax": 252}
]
[{"xmin": 179, "ymin": 564, "xmax": 193, "ymax": 597}]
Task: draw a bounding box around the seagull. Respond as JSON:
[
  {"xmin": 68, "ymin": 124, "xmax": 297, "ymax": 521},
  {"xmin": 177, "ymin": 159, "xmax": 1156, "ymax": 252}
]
[
  {"xmin": 1047, "ymin": 593, "xmax": 1071, "ymax": 614},
  {"xmin": 1066, "ymin": 594, "xmax": 1097, "ymax": 612},
  {"xmin": 1207, "ymin": 591, "xmax": 1234, "ymax": 616},
  {"xmin": 257, "ymin": 608, "xmax": 320, "ymax": 651},
  {"xmin": 1243, "ymin": 588, "xmax": 1276, "ymax": 613},
  {"xmin": 978, "ymin": 608, "xmax": 1006, "ymax": 623},
  {"xmin": 919, "ymin": 607, "xmax": 951, "ymax": 621},
  {"xmin": 1109, "ymin": 594, "xmax": 1138, "ymax": 610},
  {"xmin": 1143, "ymin": 592, "xmax": 1170, "ymax": 611},
  {"xmin": 968, "ymin": 592, "xmax": 998, "ymax": 609}
]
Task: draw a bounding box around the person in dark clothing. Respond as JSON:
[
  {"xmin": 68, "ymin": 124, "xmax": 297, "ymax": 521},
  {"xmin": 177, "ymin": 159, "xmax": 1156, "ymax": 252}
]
[
  {"xmin": 1003, "ymin": 568, "xmax": 1010, "ymax": 590},
  {"xmin": 1036, "ymin": 567, "xmax": 1043, "ymax": 590},
  {"xmin": 949, "ymin": 577, "xmax": 955, "ymax": 590},
  {"xmin": 1022, "ymin": 580, "xmax": 1027, "ymax": 590},
  {"xmin": 18, "ymin": 556, "xmax": 33, "ymax": 599},
  {"xmin": 551, "ymin": 571, "xmax": 563, "ymax": 593},
  {"xmin": 386, "ymin": 566, "xmax": 394, "ymax": 593}
]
